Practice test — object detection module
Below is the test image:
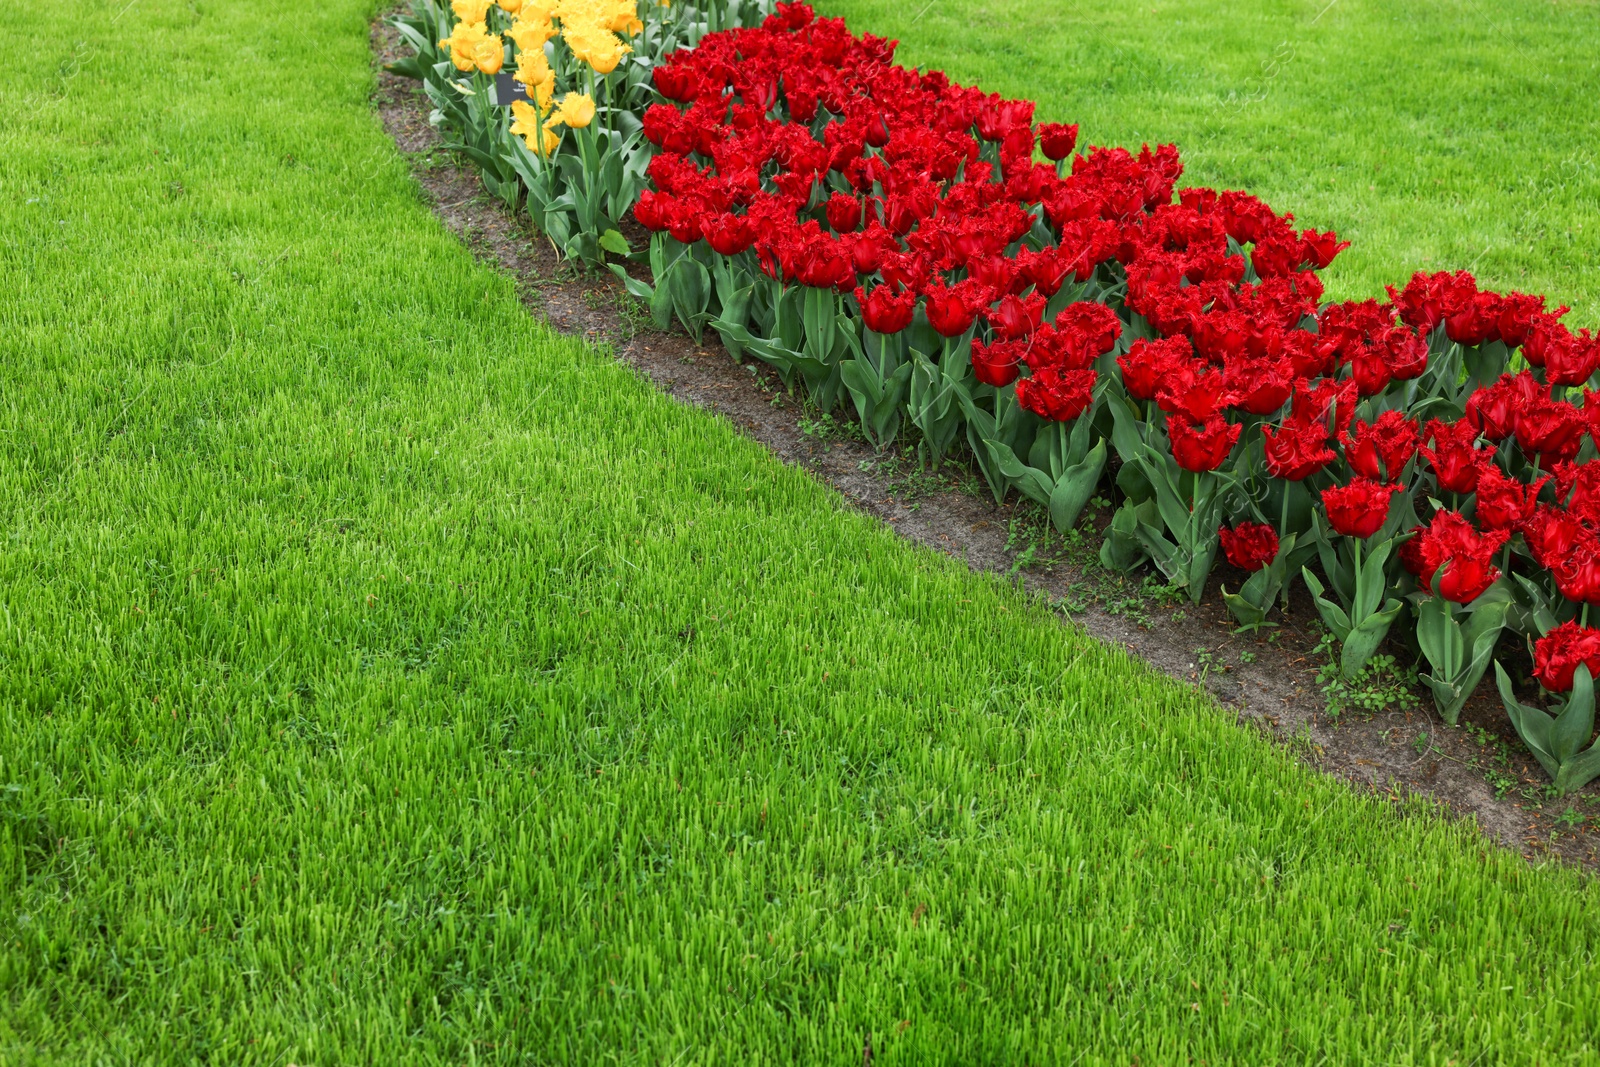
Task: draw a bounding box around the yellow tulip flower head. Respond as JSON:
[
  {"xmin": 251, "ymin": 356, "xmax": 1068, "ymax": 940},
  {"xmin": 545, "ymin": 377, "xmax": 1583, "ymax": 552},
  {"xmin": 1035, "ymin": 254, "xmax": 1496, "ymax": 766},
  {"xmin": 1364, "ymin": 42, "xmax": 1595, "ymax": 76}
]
[
  {"xmin": 498, "ymin": 0, "xmax": 524, "ymax": 12},
  {"xmin": 544, "ymin": 91, "xmax": 596, "ymax": 130},
  {"xmin": 564, "ymin": 24, "xmax": 629, "ymax": 74},
  {"xmin": 521, "ymin": 0, "xmax": 557, "ymax": 23},
  {"xmin": 471, "ymin": 31, "xmax": 505, "ymax": 74},
  {"xmin": 507, "ymin": 16, "xmax": 556, "ymax": 52},
  {"xmin": 599, "ymin": 0, "xmax": 639, "ymax": 33},
  {"xmin": 512, "ymin": 48, "xmax": 551, "ymax": 88},
  {"xmin": 509, "ymin": 100, "xmax": 563, "ymax": 155},
  {"xmin": 585, "ymin": 39, "xmax": 628, "ymax": 74},
  {"xmin": 452, "ymin": 0, "xmax": 494, "ymax": 23},
  {"xmin": 508, "ymin": 99, "xmax": 543, "ymax": 139},
  {"xmin": 440, "ymin": 20, "xmax": 493, "ymax": 72},
  {"xmin": 534, "ymin": 76, "xmax": 556, "ymax": 108}
]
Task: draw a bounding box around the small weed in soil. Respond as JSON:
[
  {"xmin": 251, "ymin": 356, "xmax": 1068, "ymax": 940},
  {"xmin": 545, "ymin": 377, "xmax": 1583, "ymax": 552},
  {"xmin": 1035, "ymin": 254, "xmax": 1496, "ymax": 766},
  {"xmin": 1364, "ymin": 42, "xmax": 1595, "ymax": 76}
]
[{"xmin": 1315, "ymin": 629, "xmax": 1420, "ymax": 720}]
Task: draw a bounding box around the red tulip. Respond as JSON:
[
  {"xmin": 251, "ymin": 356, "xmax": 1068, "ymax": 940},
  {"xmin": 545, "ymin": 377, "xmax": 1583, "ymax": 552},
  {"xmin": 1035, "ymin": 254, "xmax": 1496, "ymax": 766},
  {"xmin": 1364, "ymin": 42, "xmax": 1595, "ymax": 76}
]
[
  {"xmin": 987, "ymin": 292, "xmax": 1045, "ymax": 341},
  {"xmin": 1464, "ymin": 373, "xmax": 1539, "ymax": 441},
  {"xmin": 1387, "ymin": 270, "xmax": 1477, "ymax": 335},
  {"xmin": 1038, "ymin": 122, "xmax": 1079, "ymax": 161},
  {"xmin": 1017, "ymin": 367, "xmax": 1096, "ymax": 422},
  {"xmin": 855, "ymin": 284, "xmax": 915, "ymax": 335},
  {"xmin": 1533, "ymin": 621, "xmax": 1600, "ymax": 693},
  {"xmin": 1262, "ymin": 416, "xmax": 1337, "ymax": 481},
  {"xmin": 1290, "ymin": 378, "xmax": 1359, "ymax": 434},
  {"xmin": 1445, "ymin": 290, "xmax": 1503, "ymax": 347},
  {"xmin": 1381, "ymin": 327, "xmax": 1429, "ymax": 381},
  {"xmin": 1398, "ymin": 510, "xmax": 1507, "ymax": 603},
  {"xmin": 1473, "ymin": 465, "xmax": 1546, "ymax": 531},
  {"xmin": 1522, "ymin": 316, "xmax": 1568, "ymax": 367},
  {"xmin": 1543, "ymin": 328, "xmax": 1600, "ymax": 388},
  {"xmin": 1554, "ymin": 460, "xmax": 1600, "ymax": 527},
  {"xmin": 1168, "ymin": 414, "xmax": 1240, "ymax": 472},
  {"xmin": 1300, "ymin": 229, "xmax": 1350, "ymax": 270},
  {"xmin": 665, "ymin": 203, "xmax": 704, "ymax": 245},
  {"xmin": 1553, "ymin": 539, "xmax": 1600, "ymax": 605},
  {"xmin": 703, "ymin": 213, "xmax": 755, "ymax": 255},
  {"xmin": 1117, "ymin": 337, "xmax": 1188, "ymax": 402},
  {"xmin": 1523, "ymin": 506, "xmax": 1584, "ymax": 570},
  {"xmin": 848, "ymin": 223, "xmax": 898, "ymax": 275},
  {"xmin": 1321, "ymin": 478, "xmax": 1400, "ymax": 539},
  {"xmin": 1514, "ymin": 394, "xmax": 1587, "ymax": 466},
  {"xmin": 1219, "ymin": 522, "xmax": 1280, "ymax": 572},
  {"xmin": 970, "ymin": 338, "xmax": 1023, "ymax": 387},
  {"xmin": 922, "ymin": 280, "xmax": 982, "ymax": 338},
  {"xmin": 1052, "ymin": 303, "xmax": 1123, "ymax": 366},
  {"xmin": 1420, "ymin": 419, "xmax": 1487, "ymax": 495},
  {"xmin": 633, "ymin": 190, "xmax": 672, "ymax": 231},
  {"xmin": 652, "ymin": 64, "xmax": 701, "ymax": 102},
  {"xmin": 1339, "ymin": 410, "xmax": 1420, "ymax": 484},
  {"xmin": 1498, "ymin": 293, "xmax": 1565, "ymax": 349},
  {"xmin": 825, "ymin": 192, "xmax": 862, "ymax": 234},
  {"xmin": 1156, "ymin": 362, "xmax": 1233, "ymax": 422}
]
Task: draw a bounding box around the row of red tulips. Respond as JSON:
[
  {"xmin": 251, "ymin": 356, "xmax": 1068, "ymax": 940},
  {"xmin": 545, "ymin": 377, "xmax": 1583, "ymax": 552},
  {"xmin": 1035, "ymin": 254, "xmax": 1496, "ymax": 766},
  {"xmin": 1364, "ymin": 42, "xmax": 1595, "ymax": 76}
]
[{"xmin": 609, "ymin": 3, "xmax": 1600, "ymax": 791}]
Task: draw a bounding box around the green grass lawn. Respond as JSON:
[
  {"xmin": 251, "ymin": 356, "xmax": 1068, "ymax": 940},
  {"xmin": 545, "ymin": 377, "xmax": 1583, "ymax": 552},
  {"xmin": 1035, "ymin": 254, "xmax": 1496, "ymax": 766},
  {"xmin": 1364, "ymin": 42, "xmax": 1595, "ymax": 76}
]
[
  {"xmin": 2, "ymin": 0, "xmax": 1599, "ymax": 1063},
  {"xmin": 827, "ymin": 0, "xmax": 1600, "ymax": 324}
]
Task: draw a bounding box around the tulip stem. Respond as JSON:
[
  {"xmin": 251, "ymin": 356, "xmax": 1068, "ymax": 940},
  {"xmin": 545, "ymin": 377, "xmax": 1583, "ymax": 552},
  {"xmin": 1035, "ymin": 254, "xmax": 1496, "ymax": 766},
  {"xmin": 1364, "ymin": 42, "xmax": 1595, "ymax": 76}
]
[{"xmin": 1353, "ymin": 537, "xmax": 1362, "ymax": 611}]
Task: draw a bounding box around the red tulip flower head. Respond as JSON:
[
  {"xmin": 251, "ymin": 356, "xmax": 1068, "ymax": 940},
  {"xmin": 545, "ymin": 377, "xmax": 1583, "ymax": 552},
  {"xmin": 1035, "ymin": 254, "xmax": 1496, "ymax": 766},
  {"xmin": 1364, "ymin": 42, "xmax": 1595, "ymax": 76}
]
[
  {"xmin": 1340, "ymin": 411, "xmax": 1420, "ymax": 484},
  {"xmin": 1473, "ymin": 465, "xmax": 1546, "ymax": 531},
  {"xmin": 1168, "ymin": 414, "xmax": 1241, "ymax": 472},
  {"xmin": 970, "ymin": 338, "xmax": 1023, "ymax": 387},
  {"xmin": 1017, "ymin": 367, "xmax": 1096, "ymax": 422},
  {"xmin": 1398, "ymin": 510, "xmax": 1509, "ymax": 604},
  {"xmin": 1219, "ymin": 522, "xmax": 1279, "ymax": 572},
  {"xmin": 1262, "ymin": 416, "xmax": 1337, "ymax": 481},
  {"xmin": 1533, "ymin": 622, "xmax": 1600, "ymax": 693},
  {"xmin": 855, "ymin": 284, "xmax": 915, "ymax": 335},
  {"xmin": 1420, "ymin": 419, "xmax": 1487, "ymax": 495},
  {"xmin": 1038, "ymin": 122, "xmax": 1079, "ymax": 161},
  {"xmin": 1321, "ymin": 478, "xmax": 1400, "ymax": 539}
]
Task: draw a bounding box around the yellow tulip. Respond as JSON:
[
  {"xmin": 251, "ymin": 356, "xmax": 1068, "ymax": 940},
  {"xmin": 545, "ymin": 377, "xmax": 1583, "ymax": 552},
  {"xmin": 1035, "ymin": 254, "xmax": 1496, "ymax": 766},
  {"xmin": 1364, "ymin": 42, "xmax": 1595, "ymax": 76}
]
[
  {"xmin": 452, "ymin": 0, "xmax": 493, "ymax": 23},
  {"xmin": 508, "ymin": 99, "xmax": 544, "ymax": 138},
  {"xmin": 544, "ymin": 92, "xmax": 596, "ymax": 130},
  {"xmin": 510, "ymin": 101, "xmax": 563, "ymax": 155},
  {"xmin": 599, "ymin": 0, "xmax": 637, "ymax": 33},
  {"xmin": 507, "ymin": 16, "xmax": 556, "ymax": 52},
  {"xmin": 585, "ymin": 42, "xmax": 627, "ymax": 74},
  {"xmin": 512, "ymin": 48, "xmax": 551, "ymax": 87},
  {"xmin": 563, "ymin": 24, "xmax": 629, "ymax": 73},
  {"xmin": 471, "ymin": 32, "xmax": 505, "ymax": 74},
  {"xmin": 498, "ymin": 0, "xmax": 524, "ymax": 12},
  {"xmin": 441, "ymin": 38, "xmax": 476, "ymax": 72},
  {"xmin": 534, "ymin": 76, "xmax": 556, "ymax": 108},
  {"xmin": 521, "ymin": 0, "xmax": 557, "ymax": 22},
  {"xmin": 440, "ymin": 21, "xmax": 493, "ymax": 72}
]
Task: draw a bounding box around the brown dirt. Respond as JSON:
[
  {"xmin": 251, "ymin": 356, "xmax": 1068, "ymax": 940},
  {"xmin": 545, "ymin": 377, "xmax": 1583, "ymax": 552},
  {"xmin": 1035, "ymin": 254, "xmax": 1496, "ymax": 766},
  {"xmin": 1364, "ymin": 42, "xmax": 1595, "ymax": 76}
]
[{"xmin": 369, "ymin": 18, "xmax": 1600, "ymax": 870}]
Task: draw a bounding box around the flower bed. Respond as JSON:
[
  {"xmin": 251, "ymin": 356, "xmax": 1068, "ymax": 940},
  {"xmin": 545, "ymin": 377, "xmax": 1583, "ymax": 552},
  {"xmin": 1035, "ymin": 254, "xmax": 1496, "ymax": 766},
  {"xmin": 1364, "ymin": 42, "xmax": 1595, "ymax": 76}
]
[{"xmin": 395, "ymin": 0, "xmax": 1600, "ymax": 794}]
